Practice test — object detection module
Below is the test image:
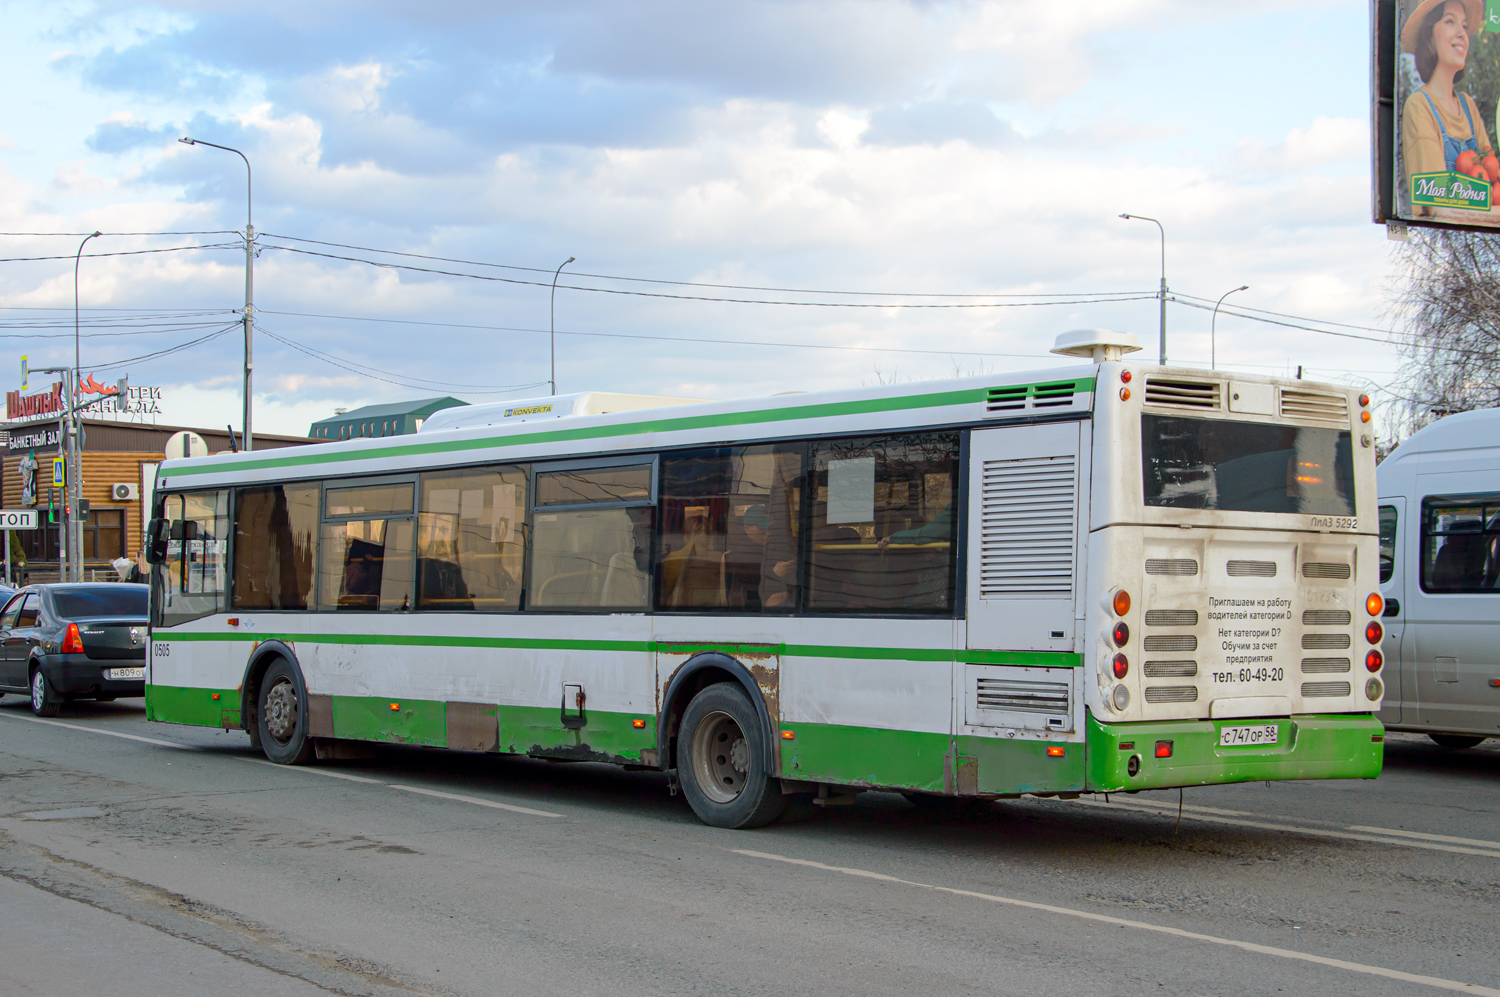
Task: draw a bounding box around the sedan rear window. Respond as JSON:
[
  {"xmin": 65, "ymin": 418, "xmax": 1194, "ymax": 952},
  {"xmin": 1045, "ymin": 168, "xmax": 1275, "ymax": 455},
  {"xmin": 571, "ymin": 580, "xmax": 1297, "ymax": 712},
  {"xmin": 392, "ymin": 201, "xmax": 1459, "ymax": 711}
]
[{"xmin": 52, "ymin": 587, "xmax": 148, "ymax": 618}]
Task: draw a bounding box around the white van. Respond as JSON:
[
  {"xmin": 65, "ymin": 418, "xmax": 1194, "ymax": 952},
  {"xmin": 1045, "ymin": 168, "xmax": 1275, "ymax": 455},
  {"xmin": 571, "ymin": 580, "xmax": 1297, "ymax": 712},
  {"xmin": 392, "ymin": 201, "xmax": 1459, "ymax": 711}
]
[{"xmin": 1377, "ymin": 409, "xmax": 1500, "ymax": 748}]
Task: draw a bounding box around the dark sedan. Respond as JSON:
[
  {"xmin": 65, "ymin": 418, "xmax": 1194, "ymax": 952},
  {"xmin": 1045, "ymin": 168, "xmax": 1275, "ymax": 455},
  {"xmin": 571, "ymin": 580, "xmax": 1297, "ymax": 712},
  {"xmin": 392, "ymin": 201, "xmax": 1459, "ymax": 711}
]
[{"xmin": 0, "ymin": 584, "xmax": 149, "ymax": 717}]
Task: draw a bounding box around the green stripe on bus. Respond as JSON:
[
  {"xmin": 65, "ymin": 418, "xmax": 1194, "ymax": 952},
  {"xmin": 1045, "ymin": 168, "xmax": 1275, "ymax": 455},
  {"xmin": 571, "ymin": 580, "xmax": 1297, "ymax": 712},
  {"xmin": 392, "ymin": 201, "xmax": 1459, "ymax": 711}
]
[
  {"xmin": 155, "ymin": 629, "xmax": 1080, "ymax": 666},
  {"xmin": 780, "ymin": 721, "xmax": 949, "ymax": 791},
  {"xmin": 1083, "ymin": 713, "xmax": 1384, "ymax": 791},
  {"xmin": 146, "ymin": 683, "xmax": 239, "ymax": 727},
  {"xmin": 164, "ymin": 378, "xmax": 1094, "ymax": 479}
]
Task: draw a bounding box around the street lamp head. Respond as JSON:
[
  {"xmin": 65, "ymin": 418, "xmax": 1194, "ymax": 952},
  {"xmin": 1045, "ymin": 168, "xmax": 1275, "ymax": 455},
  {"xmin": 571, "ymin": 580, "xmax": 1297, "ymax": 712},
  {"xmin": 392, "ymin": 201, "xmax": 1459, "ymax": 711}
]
[
  {"xmin": 565, "ymin": 256, "xmax": 576, "ymax": 264},
  {"xmin": 1118, "ymin": 213, "xmax": 1131, "ymax": 219},
  {"xmin": 179, "ymin": 137, "xmax": 196, "ymax": 145},
  {"xmin": 1237, "ymin": 284, "xmax": 1249, "ymax": 291}
]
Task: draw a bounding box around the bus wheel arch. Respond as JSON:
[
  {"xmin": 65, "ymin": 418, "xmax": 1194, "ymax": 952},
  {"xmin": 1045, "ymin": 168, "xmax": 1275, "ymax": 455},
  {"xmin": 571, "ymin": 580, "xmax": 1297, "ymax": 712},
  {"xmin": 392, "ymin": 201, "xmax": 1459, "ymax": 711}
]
[
  {"xmin": 658, "ymin": 652, "xmax": 776, "ymax": 778},
  {"xmin": 241, "ymin": 642, "xmax": 310, "ymax": 763}
]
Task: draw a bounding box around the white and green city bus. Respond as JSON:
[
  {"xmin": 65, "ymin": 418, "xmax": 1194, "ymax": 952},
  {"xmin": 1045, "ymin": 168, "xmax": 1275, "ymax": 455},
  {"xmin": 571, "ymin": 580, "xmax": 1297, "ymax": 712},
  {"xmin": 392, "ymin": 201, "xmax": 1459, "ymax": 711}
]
[{"xmin": 143, "ymin": 330, "xmax": 1386, "ymax": 827}]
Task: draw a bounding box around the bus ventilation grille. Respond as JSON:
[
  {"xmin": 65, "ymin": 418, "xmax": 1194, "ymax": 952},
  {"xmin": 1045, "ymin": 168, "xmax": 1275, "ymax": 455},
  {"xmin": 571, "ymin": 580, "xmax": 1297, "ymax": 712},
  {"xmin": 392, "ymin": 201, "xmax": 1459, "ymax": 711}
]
[
  {"xmin": 1302, "ymin": 633, "xmax": 1352, "ymax": 649},
  {"xmin": 1144, "ymin": 686, "xmax": 1199, "ymax": 703},
  {"xmin": 1302, "ymin": 562, "xmax": 1351, "ymax": 579},
  {"xmin": 1301, "ymin": 681, "xmax": 1352, "ymax": 698},
  {"xmin": 1145, "ymin": 558, "xmax": 1199, "ymax": 576},
  {"xmin": 1280, "ymin": 388, "xmax": 1349, "ymax": 424},
  {"xmin": 1301, "ymin": 658, "xmax": 1351, "ymax": 674},
  {"xmin": 978, "ymin": 456, "xmax": 1076, "ymax": 595},
  {"xmin": 1143, "ymin": 634, "xmax": 1197, "ymax": 652},
  {"xmin": 1226, "ymin": 560, "xmax": 1277, "ymax": 577},
  {"xmin": 1302, "ymin": 609, "xmax": 1352, "ymax": 625},
  {"xmin": 1144, "ymin": 609, "xmax": 1198, "ymax": 626},
  {"xmin": 975, "ymin": 678, "xmax": 1070, "ymax": 714},
  {"xmin": 1144, "ymin": 377, "xmax": 1221, "ymax": 409},
  {"xmin": 1144, "ymin": 660, "xmax": 1198, "ymax": 678},
  {"xmin": 984, "ymin": 381, "xmax": 1078, "ymax": 415}
]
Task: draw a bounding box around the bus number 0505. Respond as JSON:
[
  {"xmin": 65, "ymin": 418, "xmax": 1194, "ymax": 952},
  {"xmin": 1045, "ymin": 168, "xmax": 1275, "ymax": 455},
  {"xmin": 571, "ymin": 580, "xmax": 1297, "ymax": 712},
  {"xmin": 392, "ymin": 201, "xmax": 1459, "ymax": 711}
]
[{"xmin": 153, "ymin": 644, "xmax": 170, "ymax": 657}]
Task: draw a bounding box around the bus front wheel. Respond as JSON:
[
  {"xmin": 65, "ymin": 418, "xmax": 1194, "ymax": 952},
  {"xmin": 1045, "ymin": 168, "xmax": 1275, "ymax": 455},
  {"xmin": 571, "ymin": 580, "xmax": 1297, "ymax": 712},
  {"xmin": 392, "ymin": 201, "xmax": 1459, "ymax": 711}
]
[
  {"xmin": 257, "ymin": 658, "xmax": 313, "ymax": 765},
  {"xmin": 679, "ymin": 683, "xmax": 784, "ymax": 829}
]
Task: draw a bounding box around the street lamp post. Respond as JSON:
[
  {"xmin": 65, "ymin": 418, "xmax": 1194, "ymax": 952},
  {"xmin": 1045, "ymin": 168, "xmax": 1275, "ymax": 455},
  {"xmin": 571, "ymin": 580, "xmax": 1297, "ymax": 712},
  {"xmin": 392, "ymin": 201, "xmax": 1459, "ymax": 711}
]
[
  {"xmin": 550, "ymin": 256, "xmax": 575, "ymax": 395},
  {"xmin": 35, "ymin": 366, "xmax": 72, "ymax": 582},
  {"xmin": 70, "ymin": 232, "xmax": 101, "ymax": 581},
  {"xmin": 1119, "ymin": 213, "xmax": 1167, "ymax": 365},
  {"xmin": 180, "ymin": 137, "xmax": 254, "ymax": 450},
  {"xmin": 1211, "ymin": 285, "xmax": 1250, "ymax": 372}
]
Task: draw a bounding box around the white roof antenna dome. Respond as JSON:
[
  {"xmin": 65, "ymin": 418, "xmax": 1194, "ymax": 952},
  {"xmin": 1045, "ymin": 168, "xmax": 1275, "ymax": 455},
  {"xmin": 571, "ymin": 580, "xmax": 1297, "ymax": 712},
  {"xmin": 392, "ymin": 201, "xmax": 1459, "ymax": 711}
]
[{"xmin": 1050, "ymin": 328, "xmax": 1143, "ymax": 364}]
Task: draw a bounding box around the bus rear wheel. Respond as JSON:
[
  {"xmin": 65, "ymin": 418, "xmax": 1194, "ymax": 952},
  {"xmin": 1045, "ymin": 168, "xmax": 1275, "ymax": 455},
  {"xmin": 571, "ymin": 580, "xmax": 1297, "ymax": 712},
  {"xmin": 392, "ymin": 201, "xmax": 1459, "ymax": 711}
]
[
  {"xmin": 1429, "ymin": 733, "xmax": 1487, "ymax": 750},
  {"xmin": 257, "ymin": 658, "xmax": 313, "ymax": 765},
  {"xmin": 679, "ymin": 683, "xmax": 784, "ymax": 829}
]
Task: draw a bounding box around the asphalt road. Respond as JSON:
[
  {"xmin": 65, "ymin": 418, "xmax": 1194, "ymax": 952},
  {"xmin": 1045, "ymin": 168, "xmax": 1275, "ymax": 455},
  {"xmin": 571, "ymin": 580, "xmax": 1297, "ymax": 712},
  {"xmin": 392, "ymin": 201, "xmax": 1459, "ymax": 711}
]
[{"xmin": 1, "ymin": 697, "xmax": 1496, "ymax": 997}]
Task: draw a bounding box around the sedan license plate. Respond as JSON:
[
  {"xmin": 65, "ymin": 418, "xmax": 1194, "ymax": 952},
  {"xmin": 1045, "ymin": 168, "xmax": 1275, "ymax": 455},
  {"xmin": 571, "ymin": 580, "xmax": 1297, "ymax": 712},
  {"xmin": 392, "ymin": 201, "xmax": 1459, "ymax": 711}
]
[
  {"xmin": 105, "ymin": 667, "xmax": 144, "ymax": 680},
  {"xmin": 1219, "ymin": 723, "xmax": 1278, "ymax": 747}
]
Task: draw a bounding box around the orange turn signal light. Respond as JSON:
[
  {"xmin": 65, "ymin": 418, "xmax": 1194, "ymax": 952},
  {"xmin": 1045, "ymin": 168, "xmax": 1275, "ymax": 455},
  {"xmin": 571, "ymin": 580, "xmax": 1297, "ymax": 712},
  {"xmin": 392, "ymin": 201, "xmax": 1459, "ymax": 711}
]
[
  {"xmin": 211, "ymin": 693, "xmax": 220, "ymax": 700},
  {"xmin": 1360, "ymin": 410, "xmax": 1372, "ymax": 423},
  {"xmin": 390, "ymin": 702, "xmax": 400, "ymax": 711},
  {"xmin": 781, "ymin": 730, "xmax": 795, "ymax": 740},
  {"xmin": 632, "ymin": 718, "xmax": 646, "ymax": 728},
  {"xmin": 1046, "ymin": 746, "xmax": 1065, "ymax": 757},
  {"xmin": 1112, "ymin": 590, "xmax": 1131, "ymax": 617},
  {"xmin": 226, "ymin": 618, "xmax": 239, "ymax": 626},
  {"xmin": 1365, "ymin": 593, "xmax": 1383, "ymax": 617},
  {"xmin": 1119, "ymin": 387, "xmax": 1131, "ymax": 401}
]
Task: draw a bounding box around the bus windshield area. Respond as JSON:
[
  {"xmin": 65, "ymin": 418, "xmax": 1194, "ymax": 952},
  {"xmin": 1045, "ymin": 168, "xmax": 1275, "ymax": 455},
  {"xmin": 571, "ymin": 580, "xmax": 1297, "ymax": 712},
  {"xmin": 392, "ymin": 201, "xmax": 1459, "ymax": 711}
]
[{"xmin": 1142, "ymin": 415, "xmax": 1355, "ymax": 516}]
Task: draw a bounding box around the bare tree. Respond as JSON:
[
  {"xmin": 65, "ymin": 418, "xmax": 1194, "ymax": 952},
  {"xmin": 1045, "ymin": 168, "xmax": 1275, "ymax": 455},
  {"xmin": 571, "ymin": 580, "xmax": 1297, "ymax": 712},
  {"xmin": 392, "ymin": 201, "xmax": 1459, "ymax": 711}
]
[{"xmin": 1393, "ymin": 229, "xmax": 1500, "ymax": 437}]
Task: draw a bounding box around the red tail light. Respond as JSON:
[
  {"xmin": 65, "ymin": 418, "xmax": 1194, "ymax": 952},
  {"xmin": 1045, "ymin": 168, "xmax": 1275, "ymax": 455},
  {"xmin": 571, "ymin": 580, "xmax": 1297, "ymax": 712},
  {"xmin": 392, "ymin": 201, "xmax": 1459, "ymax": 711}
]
[
  {"xmin": 1154, "ymin": 740, "xmax": 1173, "ymax": 758},
  {"xmin": 1365, "ymin": 621, "xmax": 1383, "ymax": 644},
  {"xmin": 1112, "ymin": 653, "xmax": 1129, "ymax": 679},
  {"xmin": 1365, "ymin": 649, "xmax": 1383, "ymax": 672},
  {"xmin": 62, "ymin": 623, "xmax": 85, "ymax": 654},
  {"xmin": 1112, "ymin": 621, "xmax": 1130, "ymax": 647}
]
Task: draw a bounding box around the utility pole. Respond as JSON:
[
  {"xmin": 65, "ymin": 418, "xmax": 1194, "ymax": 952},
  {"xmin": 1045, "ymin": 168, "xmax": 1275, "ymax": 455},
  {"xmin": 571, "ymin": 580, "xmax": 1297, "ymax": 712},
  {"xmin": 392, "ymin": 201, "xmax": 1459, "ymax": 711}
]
[
  {"xmin": 180, "ymin": 137, "xmax": 254, "ymax": 449},
  {"xmin": 1120, "ymin": 213, "xmax": 1167, "ymax": 365}
]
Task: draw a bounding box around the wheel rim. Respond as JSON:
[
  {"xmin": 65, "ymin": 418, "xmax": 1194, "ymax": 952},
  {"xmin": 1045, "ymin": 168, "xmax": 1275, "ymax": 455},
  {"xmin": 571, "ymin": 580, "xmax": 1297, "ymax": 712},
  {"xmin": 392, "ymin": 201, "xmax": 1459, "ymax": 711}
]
[
  {"xmin": 263, "ymin": 678, "xmax": 299, "ymax": 746},
  {"xmin": 690, "ymin": 710, "xmax": 750, "ymax": 804},
  {"xmin": 31, "ymin": 671, "xmax": 44, "ymax": 711}
]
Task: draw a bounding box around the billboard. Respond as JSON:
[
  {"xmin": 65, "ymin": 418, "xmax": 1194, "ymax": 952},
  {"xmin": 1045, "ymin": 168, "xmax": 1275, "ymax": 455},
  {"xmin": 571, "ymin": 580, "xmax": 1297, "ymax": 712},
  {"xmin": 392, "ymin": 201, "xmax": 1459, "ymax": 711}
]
[{"xmin": 1374, "ymin": 0, "xmax": 1500, "ymax": 231}]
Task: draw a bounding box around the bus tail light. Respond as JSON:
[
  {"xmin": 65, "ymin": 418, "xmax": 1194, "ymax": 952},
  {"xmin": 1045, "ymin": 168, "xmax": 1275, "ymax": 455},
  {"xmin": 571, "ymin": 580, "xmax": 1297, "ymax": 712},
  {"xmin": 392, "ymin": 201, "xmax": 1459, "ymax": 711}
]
[
  {"xmin": 1365, "ymin": 650, "xmax": 1383, "ymax": 672},
  {"xmin": 1112, "ymin": 590, "xmax": 1131, "ymax": 616},
  {"xmin": 62, "ymin": 623, "xmax": 84, "ymax": 654},
  {"xmin": 1365, "ymin": 621, "xmax": 1383, "ymax": 644},
  {"xmin": 1365, "ymin": 593, "xmax": 1383, "ymax": 616},
  {"xmin": 1112, "ymin": 622, "xmax": 1130, "ymax": 647},
  {"xmin": 1154, "ymin": 741, "xmax": 1173, "ymax": 758},
  {"xmin": 1112, "ymin": 653, "xmax": 1129, "ymax": 679}
]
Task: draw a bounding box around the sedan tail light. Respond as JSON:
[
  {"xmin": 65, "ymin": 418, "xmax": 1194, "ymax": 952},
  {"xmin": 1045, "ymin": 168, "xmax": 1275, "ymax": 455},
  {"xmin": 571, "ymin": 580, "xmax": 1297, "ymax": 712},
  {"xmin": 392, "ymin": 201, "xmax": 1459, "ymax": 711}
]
[{"xmin": 62, "ymin": 623, "xmax": 85, "ymax": 654}]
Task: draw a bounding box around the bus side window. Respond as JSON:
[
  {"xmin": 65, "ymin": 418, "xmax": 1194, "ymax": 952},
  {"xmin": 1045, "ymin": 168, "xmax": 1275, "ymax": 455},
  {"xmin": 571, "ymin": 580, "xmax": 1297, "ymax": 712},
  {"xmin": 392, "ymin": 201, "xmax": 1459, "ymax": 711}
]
[
  {"xmin": 529, "ymin": 463, "xmax": 653, "ymax": 610},
  {"xmin": 158, "ymin": 490, "xmax": 230, "ymax": 627},
  {"xmin": 655, "ymin": 444, "xmax": 804, "ymax": 612},
  {"xmin": 1378, "ymin": 504, "xmax": 1398, "ymax": 584},
  {"xmin": 806, "ymin": 432, "xmax": 960, "ymax": 614},
  {"xmin": 1421, "ymin": 493, "xmax": 1500, "ymax": 593},
  {"xmin": 233, "ymin": 483, "xmax": 319, "ymax": 610},
  {"xmin": 416, "ymin": 466, "xmax": 528, "ymax": 612},
  {"xmin": 317, "ymin": 481, "xmax": 416, "ymax": 612}
]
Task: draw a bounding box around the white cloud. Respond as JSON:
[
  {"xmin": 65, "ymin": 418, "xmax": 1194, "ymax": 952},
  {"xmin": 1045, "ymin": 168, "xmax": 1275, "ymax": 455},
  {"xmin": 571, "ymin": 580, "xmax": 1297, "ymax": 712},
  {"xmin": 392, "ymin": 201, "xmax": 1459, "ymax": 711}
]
[{"xmin": 1235, "ymin": 116, "xmax": 1368, "ymax": 172}]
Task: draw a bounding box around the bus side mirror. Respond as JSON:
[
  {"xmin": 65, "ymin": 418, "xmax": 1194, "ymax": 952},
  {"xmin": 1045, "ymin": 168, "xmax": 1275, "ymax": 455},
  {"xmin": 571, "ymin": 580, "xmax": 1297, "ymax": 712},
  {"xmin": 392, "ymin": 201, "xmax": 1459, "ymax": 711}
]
[{"xmin": 145, "ymin": 518, "xmax": 169, "ymax": 564}]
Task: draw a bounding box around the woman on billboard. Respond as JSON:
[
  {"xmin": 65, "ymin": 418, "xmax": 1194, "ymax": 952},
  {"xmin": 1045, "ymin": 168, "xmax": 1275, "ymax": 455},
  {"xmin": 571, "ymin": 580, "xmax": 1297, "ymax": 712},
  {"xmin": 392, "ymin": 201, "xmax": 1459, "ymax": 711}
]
[{"xmin": 1400, "ymin": 0, "xmax": 1493, "ymax": 196}]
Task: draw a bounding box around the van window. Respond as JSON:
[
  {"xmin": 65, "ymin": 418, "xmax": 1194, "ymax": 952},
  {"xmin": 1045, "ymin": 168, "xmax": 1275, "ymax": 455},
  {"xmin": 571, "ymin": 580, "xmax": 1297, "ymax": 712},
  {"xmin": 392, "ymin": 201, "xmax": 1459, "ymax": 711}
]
[
  {"xmin": 1379, "ymin": 504, "xmax": 1398, "ymax": 584},
  {"xmin": 1421, "ymin": 493, "xmax": 1500, "ymax": 593}
]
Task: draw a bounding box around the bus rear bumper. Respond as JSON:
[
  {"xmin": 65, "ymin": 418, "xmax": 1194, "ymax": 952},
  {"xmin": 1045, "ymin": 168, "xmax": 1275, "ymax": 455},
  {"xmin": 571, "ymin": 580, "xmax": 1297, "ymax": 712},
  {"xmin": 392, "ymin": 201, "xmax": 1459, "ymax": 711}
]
[{"xmin": 1085, "ymin": 712, "xmax": 1384, "ymax": 792}]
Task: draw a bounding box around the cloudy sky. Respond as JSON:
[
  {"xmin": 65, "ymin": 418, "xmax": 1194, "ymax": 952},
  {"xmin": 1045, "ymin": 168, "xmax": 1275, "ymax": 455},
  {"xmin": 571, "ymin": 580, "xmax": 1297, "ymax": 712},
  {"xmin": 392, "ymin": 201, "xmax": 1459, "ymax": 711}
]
[{"xmin": 1, "ymin": 0, "xmax": 1402, "ymax": 437}]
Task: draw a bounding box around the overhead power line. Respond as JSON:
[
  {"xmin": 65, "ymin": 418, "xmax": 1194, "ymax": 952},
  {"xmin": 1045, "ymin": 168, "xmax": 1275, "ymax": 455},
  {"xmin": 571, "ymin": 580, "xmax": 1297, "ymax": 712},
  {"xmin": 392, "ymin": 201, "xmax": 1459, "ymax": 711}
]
[
  {"xmin": 0, "ymin": 242, "xmax": 243, "ymax": 263},
  {"xmin": 0, "ymin": 230, "xmax": 240, "ymax": 237},
  {"xmin": 257, "ymin": 309, "xmax": 1060, "ymax": 360}
]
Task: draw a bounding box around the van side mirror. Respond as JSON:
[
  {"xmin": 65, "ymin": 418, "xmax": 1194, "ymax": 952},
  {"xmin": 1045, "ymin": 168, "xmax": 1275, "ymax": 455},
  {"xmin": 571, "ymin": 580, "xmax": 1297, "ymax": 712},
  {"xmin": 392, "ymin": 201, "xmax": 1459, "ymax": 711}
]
[{"xmin": 145, "ymin": 518, "xmax": 169, "ymax": 564}]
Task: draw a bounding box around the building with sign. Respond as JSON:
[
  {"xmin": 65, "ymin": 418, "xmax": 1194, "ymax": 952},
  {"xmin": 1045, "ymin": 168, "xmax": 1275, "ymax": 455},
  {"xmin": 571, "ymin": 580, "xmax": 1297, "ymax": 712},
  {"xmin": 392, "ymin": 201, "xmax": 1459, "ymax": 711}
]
[
  {"xmin": 1, "ymin": 417, "xmax": 313, "ymax": 582},
  {"xmin": 308, "ymin": 396, "xmax": 467, "ymax": 441}
]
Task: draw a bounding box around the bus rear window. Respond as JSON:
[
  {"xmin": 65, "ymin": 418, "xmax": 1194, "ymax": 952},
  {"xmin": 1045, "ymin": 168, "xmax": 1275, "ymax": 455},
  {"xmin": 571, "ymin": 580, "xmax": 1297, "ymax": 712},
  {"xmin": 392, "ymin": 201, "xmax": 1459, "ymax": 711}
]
[{"xmin": 1142, "ymin": 415, "xmax": 1354, "ymax": 516}]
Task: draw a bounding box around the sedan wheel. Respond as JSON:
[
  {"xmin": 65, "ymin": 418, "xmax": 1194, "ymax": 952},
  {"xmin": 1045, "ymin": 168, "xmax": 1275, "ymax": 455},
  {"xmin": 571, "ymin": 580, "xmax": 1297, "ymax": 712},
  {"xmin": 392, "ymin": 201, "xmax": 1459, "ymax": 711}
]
[{"xmin": 30, "ymin": 669, "xmax": 61, "ymax": 718}]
